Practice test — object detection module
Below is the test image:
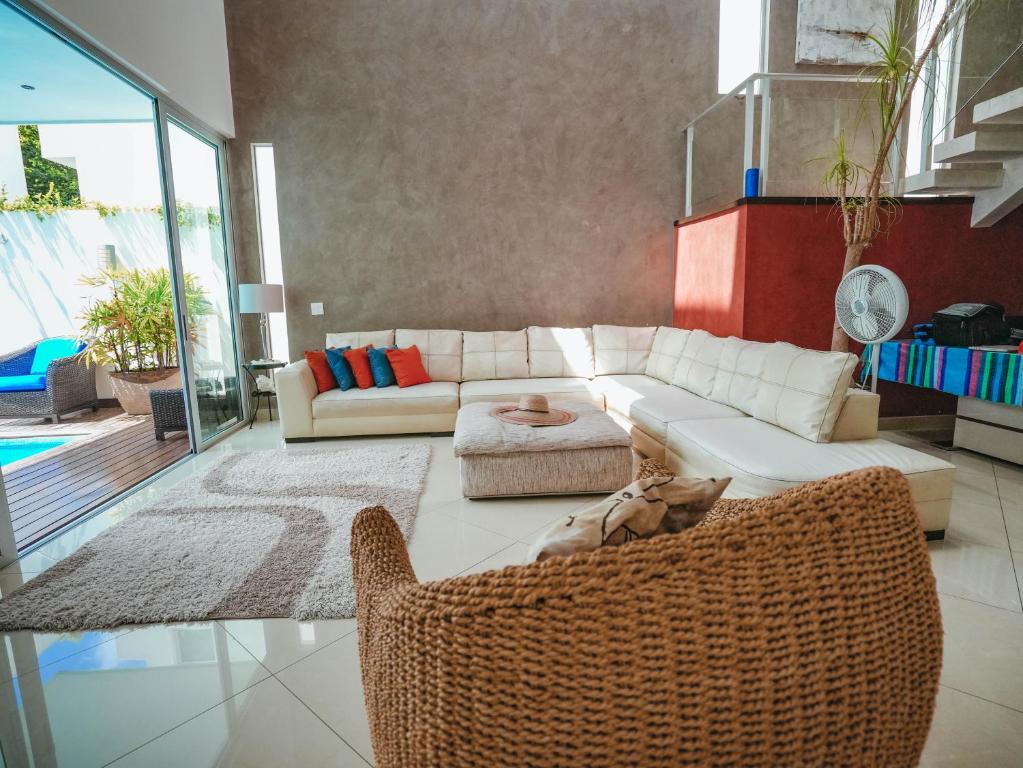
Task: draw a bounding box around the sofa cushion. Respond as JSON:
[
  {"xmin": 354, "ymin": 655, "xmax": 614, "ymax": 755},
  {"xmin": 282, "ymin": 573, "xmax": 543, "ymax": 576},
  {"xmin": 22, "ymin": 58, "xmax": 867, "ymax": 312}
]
[
  {"xmin": 709, "ymin": 337, "xmax": 770, "ymax": 414},
  {"xmin": 459, "ymin": 377, "xmax": 603, "ymax": 407},
  {"xmin": 387, "ymin": 346, "xmax": 432, "ymax": 388},
  {"xmin": 591, "ymin": 325, "xmax": 657, "ymax": 375},
  {"xmin": 591, "ymin": 374, "xmax": 670, "ymax": 415},
  {"xmin": 368, "ymin": 347, "xmax": 397, "ymax": 387},
  {"xmin": 752, "ymin": 343, "xmax": 858, "ymax": 443},
  {"xmin": 644, "ymin": 327, "xmax": 691, "ymax": 383},
  {"xmin": 395, "ymin": 329, "xmax": 462, "ymax": 382},
  {"xmin": 671, "ymin": 330, "xmax": 724, "ymax": 398},
  {"xmin": 325, "ymin": 330, "xmax": 394, "ymax": 349},
  {"xmin": 623, "ymin": 386, "xmax": 745, "ymax": 442},
  {"xmin": 462, "ymin": 330, "xmax": 529, "ymax": 381},
  {"xmin": 527, "ymin": 326, "xmax": 595, "ymax": 378},
  {"xmin": 325, "ymin": 347, "xmax": 355, "ymax": 391},
  {"xmin": 0, "ymin": 374, "xmax": 47, "ymax": 392},
  {"xmin": 343, "ymin": 347, "xmax": 375, "ymax": 389},
  {"xmin": 666, "ymin": 417, "xmax": 955, "ymax": 503},
  {"xmin": 312, "ymin": 381, "xmax": 458, "ymax": 419},
  {"xmin": 30, "ymin": 337, "xmax": 81, "ymax": 375},
  {"xmin": 304, "ymin": 350, "xmax": 337, "ymax": 393}
]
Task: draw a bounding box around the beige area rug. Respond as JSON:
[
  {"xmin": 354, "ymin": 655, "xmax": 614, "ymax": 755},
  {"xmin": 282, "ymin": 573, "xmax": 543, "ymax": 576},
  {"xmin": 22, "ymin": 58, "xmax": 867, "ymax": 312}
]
[{"xmin": 0, "ymin": 444, "xmax": 431, "ymax": 631}]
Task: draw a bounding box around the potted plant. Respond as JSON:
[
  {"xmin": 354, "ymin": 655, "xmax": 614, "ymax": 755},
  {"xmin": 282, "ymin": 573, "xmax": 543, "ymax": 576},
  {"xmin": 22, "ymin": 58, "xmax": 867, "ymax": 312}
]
[
  {"xmin": 820, "ymin": 0, "xmax": 978, "ymax": 351},
  {"xmin": 77, "ymin": 267, "xmax": 211, "ymax": 415}
]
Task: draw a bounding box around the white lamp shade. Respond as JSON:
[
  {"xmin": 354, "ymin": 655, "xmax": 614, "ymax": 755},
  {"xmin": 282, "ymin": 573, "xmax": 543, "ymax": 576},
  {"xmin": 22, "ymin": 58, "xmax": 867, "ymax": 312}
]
[{"xmin": 238, "ymin": 283, "xmax": 284, "ymax": 314}]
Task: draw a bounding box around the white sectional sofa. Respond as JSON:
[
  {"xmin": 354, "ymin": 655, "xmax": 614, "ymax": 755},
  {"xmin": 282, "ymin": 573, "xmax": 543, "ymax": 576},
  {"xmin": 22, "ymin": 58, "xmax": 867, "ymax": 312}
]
[{"xmin": 276, "ymin": 325, "xmax": 955, "ymax": 536}]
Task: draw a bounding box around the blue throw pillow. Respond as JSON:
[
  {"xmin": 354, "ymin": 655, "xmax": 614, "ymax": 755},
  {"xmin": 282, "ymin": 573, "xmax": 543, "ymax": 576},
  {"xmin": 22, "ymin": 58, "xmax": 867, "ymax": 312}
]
[
  {"xmin": 368, "ymin": 346, "xmax": 397, "ymax": 387},
  {"xmin": 325, "ymin": 346, "xmax": 354, "ymax": 390},
  {"xmin": 30, "ymin": 337, "xmax": 83, "ymax": 375}
]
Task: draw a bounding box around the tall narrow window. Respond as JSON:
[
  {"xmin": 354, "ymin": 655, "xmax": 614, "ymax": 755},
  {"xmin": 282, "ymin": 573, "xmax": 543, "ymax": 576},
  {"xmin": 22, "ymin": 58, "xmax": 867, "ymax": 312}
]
[
  {"xmin": 718, "ymin": 0, "xmax": 766, "ymax": 94},
  {"xmin": 252, "ymin": 144, "xmax": 289, "ymax": 362}
]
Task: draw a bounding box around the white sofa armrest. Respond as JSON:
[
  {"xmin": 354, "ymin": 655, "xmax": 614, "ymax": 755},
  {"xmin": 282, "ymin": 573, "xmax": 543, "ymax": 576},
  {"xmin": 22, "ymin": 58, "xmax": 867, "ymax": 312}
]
[
  {"xmin": 276, "ymin": 360, "xmax": 317, "ymax": 439},
  {"xmin": 830, "ymin": 388, "xmax": 880, "ymax": 442}
]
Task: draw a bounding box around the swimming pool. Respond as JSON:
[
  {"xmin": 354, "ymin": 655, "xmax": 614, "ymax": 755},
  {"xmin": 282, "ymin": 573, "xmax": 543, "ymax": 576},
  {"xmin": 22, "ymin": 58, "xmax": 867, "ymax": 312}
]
[{"xmin": 0, "ymin": 437, "xmax": 75, "ymax": 468}]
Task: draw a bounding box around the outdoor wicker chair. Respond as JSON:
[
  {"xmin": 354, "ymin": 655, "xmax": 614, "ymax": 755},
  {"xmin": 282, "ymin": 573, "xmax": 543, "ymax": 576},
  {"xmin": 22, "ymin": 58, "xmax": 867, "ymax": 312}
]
[
  {"xmin": 352, "ymin": 466, "xmax": 942, "ymax": 768},
  {"xmin": 150, "ymin": 388, "xmax": 188, "ymax": 440},
  {"xmin": 0, "ymin": 338, "xmax": 98, "ymax": 423}
]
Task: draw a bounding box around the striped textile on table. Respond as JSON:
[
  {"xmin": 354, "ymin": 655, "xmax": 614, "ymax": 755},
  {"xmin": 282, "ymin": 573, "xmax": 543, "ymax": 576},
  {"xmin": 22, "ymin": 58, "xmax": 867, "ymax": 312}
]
[{"xmin": 876, "ymin": 341, "xmax": 1023, "ymax": 406}]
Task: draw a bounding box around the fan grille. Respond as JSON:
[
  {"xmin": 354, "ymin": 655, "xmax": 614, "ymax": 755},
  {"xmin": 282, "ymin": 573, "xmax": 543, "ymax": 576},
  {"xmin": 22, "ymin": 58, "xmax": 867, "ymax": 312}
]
[{"xmin": 835, "ymin": 267, "xmax": 906, "ymax": 343}]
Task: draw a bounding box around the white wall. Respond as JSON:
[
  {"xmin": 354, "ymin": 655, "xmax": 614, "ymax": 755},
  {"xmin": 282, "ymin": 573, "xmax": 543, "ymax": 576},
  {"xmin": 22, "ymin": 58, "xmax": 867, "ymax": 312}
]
[
  {"xmin": 34, "ymin": 0, "xmax": 235, "ymax": 137},
  {"xmin": 0, "ymin": 209, "xmax": 230, "ymax": 396}
]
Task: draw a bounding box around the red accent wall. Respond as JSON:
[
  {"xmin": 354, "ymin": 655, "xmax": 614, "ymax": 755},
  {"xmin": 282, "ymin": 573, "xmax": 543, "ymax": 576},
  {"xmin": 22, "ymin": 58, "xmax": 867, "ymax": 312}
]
[{"xmin": 674, "ymin": 199, "xmax": 1023, "ymax": 417}]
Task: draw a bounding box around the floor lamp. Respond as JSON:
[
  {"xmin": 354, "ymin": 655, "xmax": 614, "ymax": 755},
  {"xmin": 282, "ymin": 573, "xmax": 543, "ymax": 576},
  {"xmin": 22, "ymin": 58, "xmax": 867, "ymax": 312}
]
[{"xmin": 238, "ymin": 283, "xmax": 284, "ymax": 361}]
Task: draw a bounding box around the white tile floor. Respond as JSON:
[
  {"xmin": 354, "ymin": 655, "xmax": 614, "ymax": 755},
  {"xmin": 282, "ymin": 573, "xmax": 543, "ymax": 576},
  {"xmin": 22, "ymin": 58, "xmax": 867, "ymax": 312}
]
[{"xmin": 1, "ymin": 422, "xmax": 1022, "ymax": 767}]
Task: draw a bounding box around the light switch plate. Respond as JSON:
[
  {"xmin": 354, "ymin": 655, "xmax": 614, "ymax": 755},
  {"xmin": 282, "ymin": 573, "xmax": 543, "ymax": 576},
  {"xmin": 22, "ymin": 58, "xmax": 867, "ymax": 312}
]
[{"xmin": 310, "ymin": 302, "xmax": 324, "ymax": 316}]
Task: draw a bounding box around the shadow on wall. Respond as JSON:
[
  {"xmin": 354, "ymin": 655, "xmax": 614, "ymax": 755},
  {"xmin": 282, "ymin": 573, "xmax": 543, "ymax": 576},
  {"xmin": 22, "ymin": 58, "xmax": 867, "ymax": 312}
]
[{"xmin": 0, "ymin": 209, "xmax": 228, "ymax": 355}]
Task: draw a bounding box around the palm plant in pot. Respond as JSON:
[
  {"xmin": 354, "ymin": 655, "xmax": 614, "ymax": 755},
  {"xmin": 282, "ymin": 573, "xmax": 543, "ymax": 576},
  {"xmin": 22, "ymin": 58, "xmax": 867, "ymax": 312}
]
[
  {"xmin": 821, "ymin": 0, "xmax": 978, "ymax": 352},
  {"xmin": 77, "ymin": 267, "xmax": 211, "ymax": 415}
]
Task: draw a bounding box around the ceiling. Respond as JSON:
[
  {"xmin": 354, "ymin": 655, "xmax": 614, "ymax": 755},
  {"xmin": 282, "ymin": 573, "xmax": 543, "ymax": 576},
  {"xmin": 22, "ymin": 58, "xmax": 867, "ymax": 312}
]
[{"xmin": 0, "ymin": 2, "xmax": 153, "ymax": 125}]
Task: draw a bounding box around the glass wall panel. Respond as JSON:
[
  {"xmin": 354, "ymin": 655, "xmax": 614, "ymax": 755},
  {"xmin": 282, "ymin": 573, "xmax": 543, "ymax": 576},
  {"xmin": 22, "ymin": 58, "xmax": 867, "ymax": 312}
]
[{"xmin": 166, "ymin": 120, "xmax": 242, "ymax": 442}]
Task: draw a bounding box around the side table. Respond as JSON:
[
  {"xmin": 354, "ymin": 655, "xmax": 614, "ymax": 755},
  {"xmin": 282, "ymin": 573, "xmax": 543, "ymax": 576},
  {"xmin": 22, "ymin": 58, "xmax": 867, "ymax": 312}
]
[{"xmin": 243, "ymin": 360, "xmax": 286, "ymax": 429}]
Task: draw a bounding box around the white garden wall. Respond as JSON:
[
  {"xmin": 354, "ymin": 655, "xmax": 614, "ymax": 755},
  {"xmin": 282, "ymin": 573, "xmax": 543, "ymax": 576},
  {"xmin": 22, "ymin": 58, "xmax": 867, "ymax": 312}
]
[{"xmin": 0, "ymin": 209, "xmax": 229, "ymax": 398}]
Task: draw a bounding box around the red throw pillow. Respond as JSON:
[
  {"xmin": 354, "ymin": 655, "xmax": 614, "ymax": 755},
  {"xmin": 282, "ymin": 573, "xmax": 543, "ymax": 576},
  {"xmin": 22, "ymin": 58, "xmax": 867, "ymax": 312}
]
[
  {"xmin": 386, "ymin": 345, "xmax": 432, "ymax": 387},
  {"xmin": 343, "ymin": 346, "xmax": 375, "ymax": 389},
  {"xmin": 304, "ymin": 350, "xmax": 337, "ymax": 393}
]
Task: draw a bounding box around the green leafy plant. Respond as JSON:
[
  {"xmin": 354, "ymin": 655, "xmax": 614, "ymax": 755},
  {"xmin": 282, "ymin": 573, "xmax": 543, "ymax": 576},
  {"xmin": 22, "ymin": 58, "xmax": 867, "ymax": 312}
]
[
  {"xmin": 18, "ymin": 125, "xmax": 81, "ymax": 204},
  {"xmin": 820, "ymin": 0, "xmax": 979, "ymax": 351},
  {"xmin": 76, "ymin": 268, "xmax": 211, "ymax": 376}
]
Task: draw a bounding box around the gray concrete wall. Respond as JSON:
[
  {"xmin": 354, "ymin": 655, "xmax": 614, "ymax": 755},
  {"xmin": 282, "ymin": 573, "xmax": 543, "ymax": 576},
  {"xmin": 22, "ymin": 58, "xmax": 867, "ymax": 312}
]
[{"xmin": 225, "ymin": 0, "xmax": 720, "ymax": 359}]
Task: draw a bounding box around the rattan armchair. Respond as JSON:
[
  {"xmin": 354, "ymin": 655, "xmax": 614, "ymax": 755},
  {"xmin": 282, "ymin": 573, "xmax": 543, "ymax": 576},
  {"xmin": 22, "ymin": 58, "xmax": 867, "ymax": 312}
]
[
  {"xmin": 352, "ymin": 466, "xmax": 942, "ymax": 768},
  {"xmin": 0, "ymin": 341, "xmax": 98, "ymax": 423}
]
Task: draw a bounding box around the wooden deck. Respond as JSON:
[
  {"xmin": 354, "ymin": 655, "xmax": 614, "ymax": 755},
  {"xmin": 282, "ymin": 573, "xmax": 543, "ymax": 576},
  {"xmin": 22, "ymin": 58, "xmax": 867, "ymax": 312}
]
[{"xmin": 1, "ymin": 409, "xmax": 190, "ymax": 550}]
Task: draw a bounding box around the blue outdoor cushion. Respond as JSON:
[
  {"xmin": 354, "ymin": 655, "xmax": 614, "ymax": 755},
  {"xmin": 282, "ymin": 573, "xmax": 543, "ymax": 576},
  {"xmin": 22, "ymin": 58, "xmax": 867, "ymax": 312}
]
[
  {"xmin": 0, "ymin": 374, "xmax": 47, "ymax": 392},
  {"xmin": 30, "ymin": 337, "xmax": 83, "ymax": 375},
  {"xmin": 368, "ymin": 347, "xmax": 397, "ymax": 388},
  {"xmin": 325, "ymin": 346, "xmax": 354, "ymax": 390}
]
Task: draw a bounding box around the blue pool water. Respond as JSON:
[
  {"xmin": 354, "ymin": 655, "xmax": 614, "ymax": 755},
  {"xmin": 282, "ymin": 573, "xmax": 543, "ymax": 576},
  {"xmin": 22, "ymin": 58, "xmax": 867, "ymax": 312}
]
[{"xmin": 0, "ymin": 437, "xmax": 74, "ymax": 467}]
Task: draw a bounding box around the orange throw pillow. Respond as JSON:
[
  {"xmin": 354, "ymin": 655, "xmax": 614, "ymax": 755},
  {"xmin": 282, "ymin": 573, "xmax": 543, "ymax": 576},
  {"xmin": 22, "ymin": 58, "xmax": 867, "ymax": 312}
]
[
  {"xmin": 304, "ymin": 350, "xmax": 337, "ymax": 393},
  {"xmin": 386, "ymin": 345, "xmax": 432, "ymax": 387},
  {"xmin": 343, "ymin": 346, "xmax": 375, "ymax": 389}
]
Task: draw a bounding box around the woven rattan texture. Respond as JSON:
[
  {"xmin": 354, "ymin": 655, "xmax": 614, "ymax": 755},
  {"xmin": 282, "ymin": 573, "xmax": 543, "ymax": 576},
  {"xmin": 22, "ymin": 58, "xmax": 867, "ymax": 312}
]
[
  {"xmin": 0, "ymin": 342, "xmax": 98, "ymax": 420},
  {"xmin": 352, "ymin": 466, "xmax": 942, "ymax": 768}
]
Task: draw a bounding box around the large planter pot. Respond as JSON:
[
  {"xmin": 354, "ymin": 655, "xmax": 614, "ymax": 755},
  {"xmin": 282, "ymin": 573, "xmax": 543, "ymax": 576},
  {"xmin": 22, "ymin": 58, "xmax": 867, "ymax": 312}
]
[{"xmin": 109, "ymin": 368, "xmax": 182, "ymax": 415}]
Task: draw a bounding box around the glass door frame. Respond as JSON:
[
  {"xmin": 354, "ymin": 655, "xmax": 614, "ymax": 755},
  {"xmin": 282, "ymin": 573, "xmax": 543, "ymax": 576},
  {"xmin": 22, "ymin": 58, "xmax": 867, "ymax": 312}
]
[
  {"xmin": 0, "ymin": 0, "xmax": 251, "ymax": 561},
  {"xmin": 155, "ymin": 106, "xmax": 248, "ymax": 450},
  {"xmin": 8, "ymin": 0, "xmax": 250, "ymax": 457}
]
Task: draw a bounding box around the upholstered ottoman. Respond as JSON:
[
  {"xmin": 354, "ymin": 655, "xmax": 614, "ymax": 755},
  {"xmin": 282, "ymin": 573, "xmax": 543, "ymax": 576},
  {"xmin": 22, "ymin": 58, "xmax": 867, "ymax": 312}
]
[{"xmin": 453, "ymin": 401, "xmax": 633, "ymax": 497}]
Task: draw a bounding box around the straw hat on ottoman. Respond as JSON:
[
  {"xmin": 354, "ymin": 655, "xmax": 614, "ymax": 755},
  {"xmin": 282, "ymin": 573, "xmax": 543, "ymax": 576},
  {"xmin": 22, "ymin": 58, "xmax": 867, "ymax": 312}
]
[{"xmin": 490, "ymin": 395, "xmax": 577, "ymax": 426}]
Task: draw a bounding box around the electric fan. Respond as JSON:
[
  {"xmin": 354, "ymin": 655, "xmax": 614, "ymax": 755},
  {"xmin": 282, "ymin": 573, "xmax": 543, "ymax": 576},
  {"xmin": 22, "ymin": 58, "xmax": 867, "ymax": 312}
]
[{"xmin": 834, "ymin": 264, "xmax": 909, "ymax": 392}]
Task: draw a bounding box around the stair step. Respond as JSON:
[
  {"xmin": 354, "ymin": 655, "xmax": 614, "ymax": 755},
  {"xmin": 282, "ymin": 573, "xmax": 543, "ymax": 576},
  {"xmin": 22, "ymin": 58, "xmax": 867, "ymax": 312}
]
[
  {"xmin": 973, "ymin": 87, "xmax": 1023, "ymax": 125},
  {"xmin": 932, "ymin": 129, "xmax": 1023, "ymax": 163},
  {"xmin": 903, "ymin": 167, "xmax": 1004, "ymax": 194}
]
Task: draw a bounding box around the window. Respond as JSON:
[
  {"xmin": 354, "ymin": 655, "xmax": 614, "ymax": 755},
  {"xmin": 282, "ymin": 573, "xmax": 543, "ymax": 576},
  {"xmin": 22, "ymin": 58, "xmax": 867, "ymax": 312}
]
[
  {"xmin": 718, "ymin": 0, "xmax": 768, "ymax": 94},
  {"xmin": 252, "ymin": 144, "xmax": 289, "ymax": 362}
]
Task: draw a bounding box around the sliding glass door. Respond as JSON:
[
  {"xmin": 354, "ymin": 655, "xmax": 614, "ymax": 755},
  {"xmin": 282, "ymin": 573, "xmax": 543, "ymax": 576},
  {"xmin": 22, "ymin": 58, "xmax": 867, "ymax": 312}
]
[
  {"xmin": 165, "ymin": 119, "xmax": 243, "ymax": 443},
  {"xmin": 0, "ymin": 0, "xmax": 246, "ymax": 554}
]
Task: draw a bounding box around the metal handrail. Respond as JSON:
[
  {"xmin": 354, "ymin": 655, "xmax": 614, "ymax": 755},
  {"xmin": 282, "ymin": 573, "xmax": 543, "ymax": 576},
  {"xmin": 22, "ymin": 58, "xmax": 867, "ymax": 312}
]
[
  {"xmin": 683, "ymin": 72, "xmax": 875, "ymax": 131},
  {"xmin": 682, "ymin": 72, "xmax": 876, "ymax": 218}
]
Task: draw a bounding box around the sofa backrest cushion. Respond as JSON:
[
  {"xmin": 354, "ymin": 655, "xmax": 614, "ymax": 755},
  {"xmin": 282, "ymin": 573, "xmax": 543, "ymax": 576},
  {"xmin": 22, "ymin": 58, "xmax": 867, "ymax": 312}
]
[
  {"xmin": 325, "ymin": 330, "xmax": 394, "ymax": 349},
  {"xmin": 527, "ymin": 326, "xmax": 595, "ymax": 378},
  {"xmin": 644, "ymin": 327, "xmax": 691, "ymax": 383},
  {"xmin": 462, "ymin": 330, "xmax": 529, "ymax": 381},
  {"xmin": 709, "ymin": 336, "xmax": 771, "ymax": 413},
  {"xmin": 752, "ymin": 343, "xmax": 858, "ymax": 442},
  {"xmin": 30, "ymin": 337, "xmax": 82, "ymax": 375},
  {"xmin": 395, "ymin": 329, "xmax": 462, "ymax": 382},
  {"xmin": 591, "ymin": 325, "xmax": 657, "ymax": 375},
  {"xmin": 671, "ymin": 330, "xmax": 724, "ymax": 398}
]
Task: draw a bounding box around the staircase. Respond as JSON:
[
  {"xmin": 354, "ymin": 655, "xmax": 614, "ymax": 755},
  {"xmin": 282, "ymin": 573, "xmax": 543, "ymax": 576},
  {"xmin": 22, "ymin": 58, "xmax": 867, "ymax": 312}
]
[{"xmin": 904, "ymin": 86, "xmax": 1023, "ymax": 227}]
